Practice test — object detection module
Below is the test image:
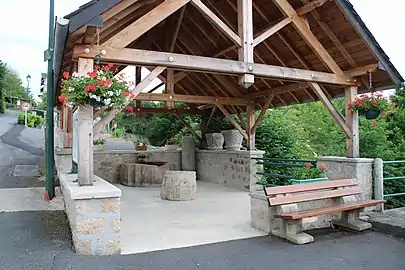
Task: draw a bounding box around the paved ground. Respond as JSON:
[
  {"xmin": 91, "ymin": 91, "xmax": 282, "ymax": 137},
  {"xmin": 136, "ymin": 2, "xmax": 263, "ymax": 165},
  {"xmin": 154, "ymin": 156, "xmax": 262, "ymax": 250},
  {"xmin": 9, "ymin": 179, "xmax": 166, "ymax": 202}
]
[{"xmin": 367, "ymin": 207, "xmax": 405, "ymax": 238}]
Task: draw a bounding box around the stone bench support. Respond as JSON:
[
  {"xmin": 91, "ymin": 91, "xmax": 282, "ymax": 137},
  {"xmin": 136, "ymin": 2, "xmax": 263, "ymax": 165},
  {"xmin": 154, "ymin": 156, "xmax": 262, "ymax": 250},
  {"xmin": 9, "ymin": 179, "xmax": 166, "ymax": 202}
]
[{"xmin": 60, "ymin": 173, "xmax": 121, "ymax": 255}]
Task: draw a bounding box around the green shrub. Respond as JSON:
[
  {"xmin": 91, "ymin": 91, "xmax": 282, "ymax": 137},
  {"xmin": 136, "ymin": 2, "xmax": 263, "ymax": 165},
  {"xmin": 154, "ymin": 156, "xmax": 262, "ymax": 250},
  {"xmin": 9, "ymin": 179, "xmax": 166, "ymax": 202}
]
[
  {"xmin": 17, "ymin": 112, "xmax": 44, "ymax": 128},
  {"xmin": 0, "ymin": 88, "xmax": 5, "ymax": 114},
  {"xmin": 112, "ymin": 127, "xmax": 125, "ymax": 138}
]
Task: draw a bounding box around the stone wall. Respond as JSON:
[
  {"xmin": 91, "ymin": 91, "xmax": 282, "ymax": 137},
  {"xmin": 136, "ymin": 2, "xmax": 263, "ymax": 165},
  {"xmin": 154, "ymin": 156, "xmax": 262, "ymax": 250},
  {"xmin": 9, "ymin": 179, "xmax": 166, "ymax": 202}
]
[
  {"xmin": 55, "ymin": 148, "xmax": 181, "ymax": 184},
  {"xmin": 196, "ymin": 150, "xmax": 264, "ymax": 191},
  {"xmin": 59, "ymin": 173, "xmax": 121, "ymax": 255},
  {"xmin": 317, "ymin": 156, "xmax": 374, "ymax": 200}
]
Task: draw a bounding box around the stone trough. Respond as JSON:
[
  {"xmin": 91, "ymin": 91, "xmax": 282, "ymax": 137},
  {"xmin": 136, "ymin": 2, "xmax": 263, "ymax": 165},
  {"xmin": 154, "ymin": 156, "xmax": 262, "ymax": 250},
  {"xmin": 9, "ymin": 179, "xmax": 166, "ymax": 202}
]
[{"xmin": 117, "ymin": 162, "xmax": 174, "ymax": 187}]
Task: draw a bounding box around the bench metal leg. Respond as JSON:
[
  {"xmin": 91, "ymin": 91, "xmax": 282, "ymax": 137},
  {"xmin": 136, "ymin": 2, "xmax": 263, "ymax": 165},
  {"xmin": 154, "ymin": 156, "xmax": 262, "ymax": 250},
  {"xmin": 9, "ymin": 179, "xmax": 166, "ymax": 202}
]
[
  {"xmin": 332, "ymin": 208, "xmax": 372, "ymax": 231},
  {"xmin": 273, "ymin": 219, "xmax": 314, "ymax": 245}
]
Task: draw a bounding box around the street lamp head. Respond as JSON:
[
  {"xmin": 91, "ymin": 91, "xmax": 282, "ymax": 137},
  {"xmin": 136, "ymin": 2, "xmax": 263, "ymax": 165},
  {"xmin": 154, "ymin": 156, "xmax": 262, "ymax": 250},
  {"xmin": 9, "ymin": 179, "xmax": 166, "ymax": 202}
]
[{"xmin": 26, "ymin": 74, "xmax": 31, "ymax": 83}]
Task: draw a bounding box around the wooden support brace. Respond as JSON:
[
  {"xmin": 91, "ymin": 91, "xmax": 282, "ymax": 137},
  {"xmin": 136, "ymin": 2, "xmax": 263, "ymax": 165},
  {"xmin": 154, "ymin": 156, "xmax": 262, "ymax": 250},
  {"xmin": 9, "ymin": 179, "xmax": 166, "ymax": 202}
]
[
  {"xmin": 203, "ymin": 106, "xmax": 217, "ymax": 134},
  {"xmin": 176, "ymin": 115, "xmax": 201, "ymax": 140},
  {"xmin": 252, "ymin": 95, "xmax": 274, "ymax": 134},
  {"xmin": 296, "ymin": 0, "xmax": 328, "ymax": 16},
  {"xmin": 217, "ymin": 104, "xmax": 248, "ymax": 140},
  {"xmin": 309, "ymin": 82, "xmax": 351, "ymax": 138},
  {"xmin": 253, "ymin": 17, "xmax": 293, "ymax": 47}
]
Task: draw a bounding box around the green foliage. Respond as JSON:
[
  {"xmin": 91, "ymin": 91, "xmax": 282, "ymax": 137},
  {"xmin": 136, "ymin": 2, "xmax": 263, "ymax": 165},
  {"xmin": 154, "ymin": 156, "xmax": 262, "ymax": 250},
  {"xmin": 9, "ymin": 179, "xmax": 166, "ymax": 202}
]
[
  {"xmin": 3, "ymin": 65, "xmax": 26, "ymax": 99},
  {"xmin": 112, "ymin": 127, "xmax": 125, "ymax": 138},
  {"xmin": 93, "ymin": 138, "xmax": 106, "ymax": 145},
  {"xmin": 17, "ymin": 112, "xmax": 44, "ymax": 128},
  {"xmin": 60, "ymin": 64, "xmax": 128, "ymax": 109},
  {"xmin": 0, "ymin": 61, "xmax": 6, "ymax": 114},
  {"xmin": 349, "ymin": 92, "xmax": 391, "ymax": 113}
]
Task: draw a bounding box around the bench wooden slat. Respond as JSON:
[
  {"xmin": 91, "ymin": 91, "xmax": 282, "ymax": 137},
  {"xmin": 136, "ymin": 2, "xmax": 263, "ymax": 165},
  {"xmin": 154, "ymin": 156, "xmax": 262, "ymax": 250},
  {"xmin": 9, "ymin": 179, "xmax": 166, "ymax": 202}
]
[
  {"xmin": 268, "ymin": 186, "xmax": 361, "ymax": 206},
  {"xmin": 275, "ymin": 200, "xmax": 387, "ymax": 220},
  {"xmin": 264, "ymin": 179, "xmax": 357, "ymax": 196}
]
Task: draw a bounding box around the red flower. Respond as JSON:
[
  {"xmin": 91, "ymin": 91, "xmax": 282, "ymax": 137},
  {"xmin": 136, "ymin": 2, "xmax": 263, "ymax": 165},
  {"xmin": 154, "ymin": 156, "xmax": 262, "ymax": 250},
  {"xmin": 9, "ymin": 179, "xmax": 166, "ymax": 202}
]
[
  {"xmin": 108, "ymin": 63, "xmax": 114, "ymax": 68},
  {"xmin": 104, "ymin": 65, "xmax": 110, "ymax": 71},
  {"xmin": 371, "ymin": 123, "xmax": 377, "ymax": 128},
  {"xmin": 123, "ymin": 92, "xmax": 130, "ymax": 97},
  {"xmin": 84, "ymin": 84, "xmax": 96, "ymax": 92},
  {"xmin": 88, "ymin": 71, "xmax": 97, "ymax": 78},
  {"xmin": 126, "ymin": 106, "xmax": 134, "ymax": 113},
  {"xmin": 94, "ymin": 65, "xmax": 100, "ymax": 70},
  {"xmin": 58, "ymin": 94, "xmax": 67, "ymax": 103},
  {"xmin": 305, "ymin": 163, "xmax": 312, "ymax": 169},
  {"xmin": 63, "ymin": 71, "xmax": 70, "ymax": 79},
  {"xmin": 97, "ymin": 80, "xmax": 105, "ymax": 86}
]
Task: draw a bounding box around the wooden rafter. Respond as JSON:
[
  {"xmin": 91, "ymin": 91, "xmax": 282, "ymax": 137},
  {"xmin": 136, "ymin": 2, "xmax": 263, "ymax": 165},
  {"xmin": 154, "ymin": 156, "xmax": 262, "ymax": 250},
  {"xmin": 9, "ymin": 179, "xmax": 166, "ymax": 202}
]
[
  {"xmin": 132, "ymin": 107, "xmax": 198, "ymax": 114},
  {"xmin": 103, "ymin": 0, "xmax": 190, "ymax": 47},
  {"xmin": 73, "ymin": 45, "xmax": 355, "ymax": 86},
  {"xmin": 272, "ymin": 0, "xmax": 344, "ymax": 75},
  {"xmin": 134, "ymin": 93, "xmax": 248, "ymax": 105},
  {"xmin": 190, "ymin": 0, "xmax": 241, "ymax": 46},
  {"xmin": 247, "ymin": 83, "xmax": 309, "ymax": 99},
  {"xmin": 344, "ymin": 64, "xmax": 379, "ymax": 77},
  {"xmin": 252, "ymin": 95, "xmax": 275, "ymax": 134}
]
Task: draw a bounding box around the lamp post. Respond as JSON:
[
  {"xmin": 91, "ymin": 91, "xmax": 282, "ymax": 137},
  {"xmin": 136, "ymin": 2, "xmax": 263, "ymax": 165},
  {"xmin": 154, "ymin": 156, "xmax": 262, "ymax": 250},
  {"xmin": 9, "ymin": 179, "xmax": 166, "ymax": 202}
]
[{"xmin": 26, "ymin": 74, "xmax": 31, "ymax": 100}]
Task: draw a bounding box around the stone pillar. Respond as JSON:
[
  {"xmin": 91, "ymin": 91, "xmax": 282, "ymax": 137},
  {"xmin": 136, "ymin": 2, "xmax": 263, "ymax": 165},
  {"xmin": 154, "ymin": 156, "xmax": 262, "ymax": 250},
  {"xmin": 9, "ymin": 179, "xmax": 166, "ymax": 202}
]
[
  {"xmin": 77, "ymin": 105, "xmax": 94, "ymax": 186},
  {"xmin": 317, "ymin": 156, "xmax": 374, "ymax": 200},
  {"xmin": 181, "ymin": 135, "xmax": 196, "ymax": 171},
  {"xmin": 373, "ymin": 158, "xmax": 384, "ymax": 212},
  {"xmin": 249, "ymin": 151, "xmax": 264, "ymax": 193}
]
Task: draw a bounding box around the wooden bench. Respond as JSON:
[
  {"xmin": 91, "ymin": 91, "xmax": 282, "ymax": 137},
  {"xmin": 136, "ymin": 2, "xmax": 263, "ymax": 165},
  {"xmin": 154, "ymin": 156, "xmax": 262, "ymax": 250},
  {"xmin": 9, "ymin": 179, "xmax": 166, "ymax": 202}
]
[{"xmin": 263, "ymin": 179, "xmax": 386, "ymax": 244}]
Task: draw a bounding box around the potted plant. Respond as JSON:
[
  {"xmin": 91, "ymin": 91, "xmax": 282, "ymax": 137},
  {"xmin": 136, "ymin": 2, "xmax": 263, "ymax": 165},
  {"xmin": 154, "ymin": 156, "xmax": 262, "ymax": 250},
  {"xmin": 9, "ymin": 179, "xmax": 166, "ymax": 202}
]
[
  {"xmin": 165, "ymin": 137, "xmax": 178, "ymax": 150},
  {"xmin": 58, "ymin": 63, "xmax": 129, "ymax": 110},
  {"xmin": 134, "ymin": 138, "xmax": 149, "ymax": 151},
  {"xmin": 349, "ymin": 92, "xmax": 390, "ymax": 120},
  {"xmin": 93, "ymin": 138, "xmax": 107, "ymax": 151}
]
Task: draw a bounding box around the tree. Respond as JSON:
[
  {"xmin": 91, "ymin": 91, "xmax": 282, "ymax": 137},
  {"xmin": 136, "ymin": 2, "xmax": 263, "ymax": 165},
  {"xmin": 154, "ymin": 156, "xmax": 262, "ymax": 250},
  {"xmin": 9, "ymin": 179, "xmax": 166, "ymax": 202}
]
[
  {"xmin": 3, "ymin": 66, "xmax": 26, "ymax": 99},
  {"xmin": 0, "ymin": 61, "xmax": 6, "ymax": 113}
]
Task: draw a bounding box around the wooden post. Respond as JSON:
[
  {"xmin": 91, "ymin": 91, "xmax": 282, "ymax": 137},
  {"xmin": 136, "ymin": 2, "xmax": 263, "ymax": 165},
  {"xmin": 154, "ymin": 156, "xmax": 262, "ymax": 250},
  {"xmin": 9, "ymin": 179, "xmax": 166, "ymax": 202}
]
[
  {"xmin": 77, "ymin": 58, "xmax": 94, "ymax": 185},
  {"xmin": 345, "ymin": 86, "xmax": 359, "ymax": 158},
  {"xmin": 237, "ymin": 0, "xmax": 254, "ymax": 88},
  {"xmin": 246, "ymin": 104, "xmax": 255, "ymax": 150},
  {"xmin": 135, "ymin": 66, "xmax": 142, "ymax": 108}
]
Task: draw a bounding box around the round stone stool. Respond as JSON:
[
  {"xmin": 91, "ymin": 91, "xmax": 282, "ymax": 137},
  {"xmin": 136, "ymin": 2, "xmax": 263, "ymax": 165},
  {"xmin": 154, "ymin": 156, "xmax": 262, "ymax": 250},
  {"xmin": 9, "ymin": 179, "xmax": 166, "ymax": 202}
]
[{"xmin": 160, "ymin": 171, "xmax": 197, "ymax": 201}]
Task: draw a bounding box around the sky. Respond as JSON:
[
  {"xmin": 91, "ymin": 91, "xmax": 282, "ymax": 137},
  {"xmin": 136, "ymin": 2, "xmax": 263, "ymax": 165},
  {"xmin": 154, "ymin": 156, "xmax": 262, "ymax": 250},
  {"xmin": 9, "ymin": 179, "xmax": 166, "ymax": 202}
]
[{"xmin": 0, "ymin": 0, "xmax": 403, "ymax": 100}]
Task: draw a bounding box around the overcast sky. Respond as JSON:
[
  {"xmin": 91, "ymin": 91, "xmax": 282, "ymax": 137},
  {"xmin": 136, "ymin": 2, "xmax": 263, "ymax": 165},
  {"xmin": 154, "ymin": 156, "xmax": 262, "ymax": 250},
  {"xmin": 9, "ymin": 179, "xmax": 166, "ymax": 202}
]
[{"xmin": 0, "ymin": 0, "xmax": 403, "ymax": 99}]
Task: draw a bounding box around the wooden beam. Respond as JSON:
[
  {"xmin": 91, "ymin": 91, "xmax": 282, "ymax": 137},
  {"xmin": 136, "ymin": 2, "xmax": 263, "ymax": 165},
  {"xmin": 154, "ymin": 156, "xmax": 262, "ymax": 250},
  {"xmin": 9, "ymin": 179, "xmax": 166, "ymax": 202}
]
[
  {"xmin": 133, "ymin": 107, "xmax": 198, "ymax": 114},
  {"xmin": 253, "ymin": 17, "xmax": 293, "ymax": 47},
  {"xmin": 246, "ymin": 104, "xmax": 255, "ymax": 150},
  {"xmin": 203, "ymin": 106, "xmax": 217, "ymax": 134},
  {"xmin": 344, "ymin": 64, "xmax": 379, "ymax": 77},
  {"xmin": 134, "ymin": 93, "xmax": 248, "ymax": 105},
  {"xmin": 147, "ymin": 82, "xmax": 164, "ymax": 93},
  {"xmin": 247, "ymin": 83, "xmax": 309, "ymax": 99},
  {"xmin": 93, "ymin": 66, "xmax": 166, "ymax": 135},
  {"xmin": 74, "ymin": 45, "xmax": 355, "ymax": 86},
  {"xmin": 217, "ymin": 104, "xmax": 248, "ymax": 140},
  {"xmin": 296, "ymin": 0, "xmax": 328, "ymax": 16},
  {"xmin": 190, "ymin": 0, "xmax": 241, "ymax": 46},
  {"xmin": 176, "ymin": 115, "xmax": 201, "ymax": 140},
  {"xmin": 252, "ymin": 95, "xmax": 274, "ymax": 134},
  {"xmin": 345, "ymin": 86, "xmax": 359, "ymax": 158},
  {"xmin": 166, "ymin": 70, "xmax": 175, "ymax": 108},
  {"xmin": 169, "ymin": 5, "xmax": 186, "ymax": 52},
  {"xmin": 309, "ymin": 82, "xmax": 351, "ymax": 138},
  {"xmin": 272, "ymin": 0, "xmax": 344, "ymax": 75},
  {"xmin": 103, "ymin": 0, "xmax": 190, "ymax": 47},
  {"xmin": 83, "ymin": 26, "xmax": 98, "ymax": 44},
  {"xmin": 237, "ymin": 0, "xmax": 254, "ymax": 88}
]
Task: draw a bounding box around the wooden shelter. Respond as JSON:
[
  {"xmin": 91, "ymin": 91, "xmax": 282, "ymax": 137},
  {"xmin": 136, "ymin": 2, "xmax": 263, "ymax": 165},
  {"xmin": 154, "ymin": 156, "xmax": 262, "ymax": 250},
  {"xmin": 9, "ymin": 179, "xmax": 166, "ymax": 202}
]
[{"xmin": 53, "ymin": 0, "xmax": 404, "ymax": 158}]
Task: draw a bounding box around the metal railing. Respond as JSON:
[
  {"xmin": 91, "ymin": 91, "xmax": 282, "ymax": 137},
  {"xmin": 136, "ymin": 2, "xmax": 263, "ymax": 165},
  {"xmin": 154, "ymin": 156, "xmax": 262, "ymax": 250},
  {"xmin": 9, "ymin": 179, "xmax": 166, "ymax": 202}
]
[
  {"xmin": 373, "ymin": 158, "xmax": 405, "ymax": 211},
  {"xmin": 253, "ymin": 157, "xmax": 327, "ymax": 187}
]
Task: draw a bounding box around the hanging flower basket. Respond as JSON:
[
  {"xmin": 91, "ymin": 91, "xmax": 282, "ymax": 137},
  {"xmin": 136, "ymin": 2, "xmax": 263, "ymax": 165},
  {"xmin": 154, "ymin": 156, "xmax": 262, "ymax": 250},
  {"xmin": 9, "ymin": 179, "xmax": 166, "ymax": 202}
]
[
  {"xmin": 349, "ymin": 92, "xmax": 391, "ymax": 120},
  {"xmin": 58, "ymin": 63, "xmax": 130, "ymax": 109},
  {"xmin": 364, "ymin": 109, "xmax": 381, "ymax": 120}
]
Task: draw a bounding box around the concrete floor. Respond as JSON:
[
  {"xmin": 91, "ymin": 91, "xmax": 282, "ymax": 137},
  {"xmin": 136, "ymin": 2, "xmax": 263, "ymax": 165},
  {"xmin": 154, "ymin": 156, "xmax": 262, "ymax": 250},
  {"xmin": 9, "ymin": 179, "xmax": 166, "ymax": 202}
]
[{"xmin": 119, "ymin": 181, "xmax": 264, "ymax": 255}]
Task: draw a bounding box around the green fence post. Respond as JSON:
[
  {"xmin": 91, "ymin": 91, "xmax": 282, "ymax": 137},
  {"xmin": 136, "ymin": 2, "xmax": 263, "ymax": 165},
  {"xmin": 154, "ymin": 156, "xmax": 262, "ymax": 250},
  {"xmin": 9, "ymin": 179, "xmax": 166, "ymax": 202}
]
[{"xmin": 373, "ymin": 158, "xmax": 384, "ymax": 212}]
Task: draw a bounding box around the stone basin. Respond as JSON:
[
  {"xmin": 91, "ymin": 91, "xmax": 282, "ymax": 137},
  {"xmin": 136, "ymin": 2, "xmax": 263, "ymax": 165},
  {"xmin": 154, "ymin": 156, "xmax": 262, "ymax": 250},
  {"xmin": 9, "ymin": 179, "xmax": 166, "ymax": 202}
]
[{"xmin": 117, "ymin": 162, "xmax": 174, "ymax": 187}]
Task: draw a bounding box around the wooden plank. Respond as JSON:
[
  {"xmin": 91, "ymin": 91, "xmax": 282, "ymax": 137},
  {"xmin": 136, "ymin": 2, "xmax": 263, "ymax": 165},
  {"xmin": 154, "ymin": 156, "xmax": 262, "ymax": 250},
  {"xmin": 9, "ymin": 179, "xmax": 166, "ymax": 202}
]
[
  {"xmin": 73, "ymin": 45, "xmax": 355, "ymax": 86},
  {"xmin": 253, "ymin": 17, "xmax": 293, "ymax": 47},
  {"xmin": 296, "ymin": 0, "xmax": 328, "ymax": 16},
  {"xmin": 103, "ymin": 0, "xmax": 190, "ymax": 47},
  {"xmin": 251, "ymin": 95, "xmax": 274, "ymax": 133},
  {"xmin": 135, "ymin": 93, "xmax": 247, "ymax": 105},
  {"xmin": 264, "ymin": 179, "xmax": 357, "ymax": 196},
  {"xmin": 191, "ymin": 0, "xmax": 241, "ymax": 46},
  {"xmin": 309, "ymin": 82, "xmax": 351, "ymax": 138},
  {"xmin": 269, "ymin": 187, "xmax": 362, "ymax": 206},
  {"xmin": 237, "ymin": 0, "xmax": 254, "ymax": 88},
  {"xmin": 345, "ymin": 86, "xmax": 359, "ymax": 158},
  {"xmin": 217, "ymin": 104, "xmax": 249, "ymax": 140},
  {"xmin": 277, "ymin": 200, "xmax": 387, "ymax": 220},
  {"xmin": 272, "ymin": 0, "xmax": 344, "ymax": 75}
]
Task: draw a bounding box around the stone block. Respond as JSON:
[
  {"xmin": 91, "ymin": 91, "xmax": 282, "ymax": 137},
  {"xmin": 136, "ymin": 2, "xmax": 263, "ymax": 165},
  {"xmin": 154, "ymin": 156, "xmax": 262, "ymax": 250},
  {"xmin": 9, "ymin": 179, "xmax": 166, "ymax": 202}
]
[
  {"xmin": 161, "ymin": 171, "xmax": 197, "ymax": 201},
  {"xmin": 100, "ymin": 198, "xmax": 120, "ymax": 213},
  {"xmin": 76, "ymin": 220, "xmax": 105, "ymax": 235}
]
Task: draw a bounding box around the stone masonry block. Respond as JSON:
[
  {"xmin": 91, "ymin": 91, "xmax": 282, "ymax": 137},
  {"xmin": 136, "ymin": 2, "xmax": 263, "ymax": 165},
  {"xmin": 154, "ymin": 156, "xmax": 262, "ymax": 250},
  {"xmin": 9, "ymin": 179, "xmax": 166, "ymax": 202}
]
[
  {"xmin": 76, "ymin": 220, "xmax": 106, "ymax": 235},
  {"xmin": 100, "ymin": 198, "xmax": 120, "ymax": 214},
  {"xmin": 75, "ymin": 239, "xmax": 93, "ymax": 255}
]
